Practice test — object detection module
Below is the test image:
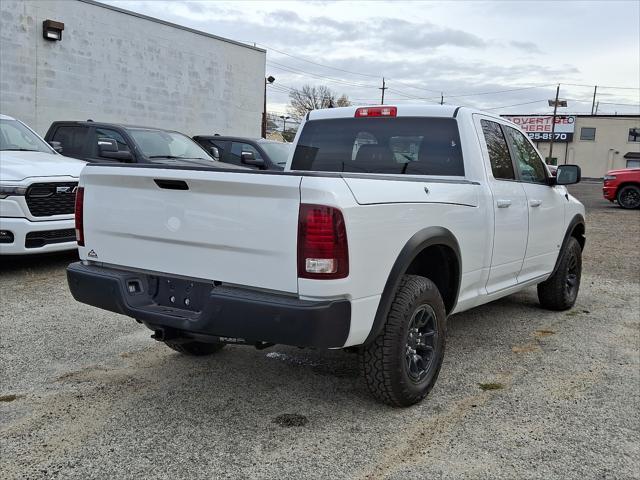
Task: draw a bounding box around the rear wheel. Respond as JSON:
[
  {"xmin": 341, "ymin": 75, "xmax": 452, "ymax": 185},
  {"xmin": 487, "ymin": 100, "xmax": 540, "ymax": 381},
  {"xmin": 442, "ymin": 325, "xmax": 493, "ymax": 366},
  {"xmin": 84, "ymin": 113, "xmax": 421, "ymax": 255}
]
[
  {"xmin": 617, "ymin": 185, "xmax": 640, "ymax": 209},
  {"xmin": 360, "ymin": 275, "xmax": 446, "ymax": 407},
  {"xmin": 537, "ymin": 236, "xmax": 582, "ymax": 311},
  {"xmin": 163, "ymin": 340, "xmax": 225, "ymax": 356}
]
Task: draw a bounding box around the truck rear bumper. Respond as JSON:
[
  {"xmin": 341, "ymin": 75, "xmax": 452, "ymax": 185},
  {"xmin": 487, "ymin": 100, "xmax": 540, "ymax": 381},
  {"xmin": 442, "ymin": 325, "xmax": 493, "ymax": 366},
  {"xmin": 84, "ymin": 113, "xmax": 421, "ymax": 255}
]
[{"xmin": 66, "ymin": 262, "xmax": 351, "ymax": 348}]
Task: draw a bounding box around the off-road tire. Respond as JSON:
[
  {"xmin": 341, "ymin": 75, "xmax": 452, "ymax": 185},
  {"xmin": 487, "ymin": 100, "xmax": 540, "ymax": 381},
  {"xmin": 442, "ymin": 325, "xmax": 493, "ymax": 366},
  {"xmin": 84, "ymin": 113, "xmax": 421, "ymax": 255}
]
[
  {"xmin": 617, "ymin": 185, "xmax": 640, "ymax": 209},
  {"xmin": 163, "ymin": 340, "xmax": 225, "ymax": 356},
  {"xmin": 537, "ymin": 236, "xmax": 582, "ymax": 311},
  {"xmin": 360, "ymin": 275, "xmax": 446, "ymax": 407}
]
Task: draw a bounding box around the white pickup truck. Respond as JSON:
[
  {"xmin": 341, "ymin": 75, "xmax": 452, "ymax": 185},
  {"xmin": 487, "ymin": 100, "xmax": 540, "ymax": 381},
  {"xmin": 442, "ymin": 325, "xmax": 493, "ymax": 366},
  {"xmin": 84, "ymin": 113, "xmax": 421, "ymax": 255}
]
[
  {"xmin": 0, "ymin": 114, "xmax": 85, "ymax": 254},
  {"xmin": 67, "ymin": 105, "xmax": 585, "ymax": 406}
]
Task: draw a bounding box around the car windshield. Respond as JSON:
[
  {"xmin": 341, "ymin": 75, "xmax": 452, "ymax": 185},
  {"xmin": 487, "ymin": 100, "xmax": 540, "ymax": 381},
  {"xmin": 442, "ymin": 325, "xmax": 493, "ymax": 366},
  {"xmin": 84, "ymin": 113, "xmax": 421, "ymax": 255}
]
[
  {"xmin": 127, "ymin": 128, "xmax": 214, "ymax": 164},
  {"xmin": 257, "ymin": 141, "xmax": 291, "ymax": 166},
  {"xmin": 0, "ymin": 119, "xmax": 53, "ymax": 153}
]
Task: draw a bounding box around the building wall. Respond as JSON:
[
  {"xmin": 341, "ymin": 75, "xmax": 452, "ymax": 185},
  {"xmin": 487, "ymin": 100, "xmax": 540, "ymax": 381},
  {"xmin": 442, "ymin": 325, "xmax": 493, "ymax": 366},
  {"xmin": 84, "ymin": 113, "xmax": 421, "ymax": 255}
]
[
  {"xmin": 535, "ymin": 116, "xmax": 640, "ymax": 178},
  {"xmin": 0, "ymin": 0, "xmax": 265, "ymax": 137}
]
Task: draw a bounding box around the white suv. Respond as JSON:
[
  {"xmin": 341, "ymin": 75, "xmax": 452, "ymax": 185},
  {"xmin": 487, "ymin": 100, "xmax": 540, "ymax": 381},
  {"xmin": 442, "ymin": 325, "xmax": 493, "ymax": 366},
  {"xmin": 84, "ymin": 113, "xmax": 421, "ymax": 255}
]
[{"xmin": 0, "ymin": 114, "xmax": 85, "ymax": 254}]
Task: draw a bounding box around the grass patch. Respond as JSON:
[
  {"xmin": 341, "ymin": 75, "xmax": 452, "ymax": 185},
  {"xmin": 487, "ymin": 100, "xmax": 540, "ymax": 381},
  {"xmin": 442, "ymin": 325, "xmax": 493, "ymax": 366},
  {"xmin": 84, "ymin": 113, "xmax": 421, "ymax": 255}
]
[
  {"xmin": 565, "ymin": 310, "xmax": 579, "ymax": 317},
  {"xmin": 478, "ymin": 382, "xmax": 504, "ymax": 391},
  {"xmin": 0, "ymin": 394, "xmax": 19, "ymax": 402}
]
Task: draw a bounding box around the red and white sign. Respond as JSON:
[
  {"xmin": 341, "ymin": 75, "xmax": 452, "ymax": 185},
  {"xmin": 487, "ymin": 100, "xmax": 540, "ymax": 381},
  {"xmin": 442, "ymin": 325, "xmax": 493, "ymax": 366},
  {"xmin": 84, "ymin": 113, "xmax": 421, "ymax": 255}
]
[{"xmin": 503, "ymin": 115, "xmax": 576, "ymax": 142}]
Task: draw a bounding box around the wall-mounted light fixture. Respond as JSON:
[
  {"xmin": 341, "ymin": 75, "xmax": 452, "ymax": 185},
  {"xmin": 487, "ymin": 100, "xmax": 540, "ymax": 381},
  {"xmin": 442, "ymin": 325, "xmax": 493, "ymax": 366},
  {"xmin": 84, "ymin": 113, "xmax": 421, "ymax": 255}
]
[{"xmin": 43, "ymin": 20, "xmax": 64, "ymax": 41}]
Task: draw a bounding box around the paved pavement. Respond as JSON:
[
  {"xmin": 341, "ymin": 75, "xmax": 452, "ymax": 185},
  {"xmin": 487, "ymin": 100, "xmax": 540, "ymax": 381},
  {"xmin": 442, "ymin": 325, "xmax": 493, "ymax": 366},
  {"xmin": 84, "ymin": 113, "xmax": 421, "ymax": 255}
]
[{"xmin": 1, "ymin": 181, "xmax": 638, "ymax": 479}]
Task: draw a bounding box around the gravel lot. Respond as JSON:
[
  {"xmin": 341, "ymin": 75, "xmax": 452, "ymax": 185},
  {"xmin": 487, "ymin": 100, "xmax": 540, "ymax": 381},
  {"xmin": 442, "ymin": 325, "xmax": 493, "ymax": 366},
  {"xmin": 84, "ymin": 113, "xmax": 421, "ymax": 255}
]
[{"xmin": 1, "ymin": 182, "xmax": 638, "ymax": 480}]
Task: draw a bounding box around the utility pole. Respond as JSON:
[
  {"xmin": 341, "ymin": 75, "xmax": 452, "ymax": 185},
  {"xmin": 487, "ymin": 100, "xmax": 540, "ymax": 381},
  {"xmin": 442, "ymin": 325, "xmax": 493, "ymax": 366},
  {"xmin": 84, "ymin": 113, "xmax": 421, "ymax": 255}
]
[
  {"xmin": 591, "ymin": 85, "xmax": 598, "ymax": 115},
  {"xmin": 440, "ymin": 92, "xmax": 444, "ymax": 105},
  {"xmin": 379, "ymin": 77, "xmax": 387, "ymax": 104},
  {"xmin": 262, "ymin": 76, "xmax": 275, "ymax": 138},
  {"xmin": 545, "ymin": 84, "xmax": 567, "ymax": 167},
  {"xmin": 279, "ymin": 115, "xmax": 290, "ymax": 137}
]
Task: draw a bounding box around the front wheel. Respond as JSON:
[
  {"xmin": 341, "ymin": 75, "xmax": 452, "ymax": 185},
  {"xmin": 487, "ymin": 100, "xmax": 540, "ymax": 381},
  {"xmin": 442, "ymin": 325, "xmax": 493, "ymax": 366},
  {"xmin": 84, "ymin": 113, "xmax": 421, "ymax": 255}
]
[
  {"xmin": 617, "ymin": 185, "xmax": 640, "ymax": 209},
  {"xmin": 360, "ymin": 275, "xmax": 446, "ymax": 407},
  {"xmin": 537, "ymin": 236, "xmax": 582, "ymax": 311}
]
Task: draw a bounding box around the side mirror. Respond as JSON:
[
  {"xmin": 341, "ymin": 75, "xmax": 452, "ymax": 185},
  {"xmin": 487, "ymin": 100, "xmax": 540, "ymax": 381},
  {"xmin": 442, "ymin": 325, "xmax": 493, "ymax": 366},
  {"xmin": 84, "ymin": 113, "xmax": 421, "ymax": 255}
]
[
  {"xmin": 48, "ymin": 140, "xmax": 63, "ymax": 153},
  {"xmin": 208, "ymin": 146, "xmax": 220, "ymax": 160},
  {"xmin": 98, "ymin": 137, "xmax": 118, "ymax": 153},
  {"xmin": 241, "ymin": 151, "xmax": 265, "ymax": 168},
  {"xmin": 98, "ymin": 138, "xmax": 133, "ymax": 162},
  {"xmin": 555, "ymin": 164, "xmax": 581, "ymax": 185}
]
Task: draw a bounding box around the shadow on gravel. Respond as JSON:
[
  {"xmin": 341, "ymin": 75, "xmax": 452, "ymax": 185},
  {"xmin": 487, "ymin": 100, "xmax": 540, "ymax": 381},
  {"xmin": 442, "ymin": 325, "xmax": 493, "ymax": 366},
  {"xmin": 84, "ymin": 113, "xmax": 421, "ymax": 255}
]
[{"xmin": 74, "ymin": 288, "xmax": 559, "ymax": 414}]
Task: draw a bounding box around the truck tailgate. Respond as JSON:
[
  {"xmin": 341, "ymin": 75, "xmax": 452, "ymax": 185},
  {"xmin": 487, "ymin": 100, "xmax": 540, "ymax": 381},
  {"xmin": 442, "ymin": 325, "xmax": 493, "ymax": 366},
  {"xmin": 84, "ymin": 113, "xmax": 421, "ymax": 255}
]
[{"xmin": 79, "ymin": 166, "xmax": 302, "ymax": 294}]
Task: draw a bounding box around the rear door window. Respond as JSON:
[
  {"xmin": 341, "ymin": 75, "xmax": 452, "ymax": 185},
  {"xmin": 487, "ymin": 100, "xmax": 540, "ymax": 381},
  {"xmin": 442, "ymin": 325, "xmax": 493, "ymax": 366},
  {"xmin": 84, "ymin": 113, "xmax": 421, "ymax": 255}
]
[
  {"xmin": 51, "ymin": 126, "xmax": 89, "ymax": 158},
  {"xmin": 291, "ymin": 117, "xmax": 464, "ymax": 176},
  {"xmin": 481, "ymin": 120, "xmax": 515, "ymax": 180}
]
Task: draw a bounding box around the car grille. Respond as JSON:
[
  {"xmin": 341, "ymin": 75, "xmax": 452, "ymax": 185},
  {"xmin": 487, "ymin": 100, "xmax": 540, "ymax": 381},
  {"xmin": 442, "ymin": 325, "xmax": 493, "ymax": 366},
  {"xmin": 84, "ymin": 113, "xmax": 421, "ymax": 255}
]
[
  {"xmin": 25, "ymin": 182, "xmax": 78, "ymax": 217},
  {"xmin": 25, "ymin": 228, "xmax": 76, "ymax": 248}
]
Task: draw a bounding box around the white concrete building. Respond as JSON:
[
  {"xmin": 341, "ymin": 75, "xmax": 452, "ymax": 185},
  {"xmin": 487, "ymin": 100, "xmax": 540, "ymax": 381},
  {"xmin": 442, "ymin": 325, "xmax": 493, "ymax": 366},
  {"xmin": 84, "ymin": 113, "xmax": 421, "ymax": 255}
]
[{"xmin": 0, "ymin": 0, "xmax": 266, "ymax": 137}]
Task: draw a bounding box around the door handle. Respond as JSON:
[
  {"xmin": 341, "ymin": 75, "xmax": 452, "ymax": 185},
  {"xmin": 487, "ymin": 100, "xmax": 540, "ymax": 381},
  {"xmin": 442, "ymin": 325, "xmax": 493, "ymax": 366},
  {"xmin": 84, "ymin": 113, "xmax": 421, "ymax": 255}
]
[
  {"xmin": 496, "ymin": 199, "xmax": 511, "ymax": 208},
  {"xmin": 529, "ymin": 199, "xmax": 542, "ymax": 207}
]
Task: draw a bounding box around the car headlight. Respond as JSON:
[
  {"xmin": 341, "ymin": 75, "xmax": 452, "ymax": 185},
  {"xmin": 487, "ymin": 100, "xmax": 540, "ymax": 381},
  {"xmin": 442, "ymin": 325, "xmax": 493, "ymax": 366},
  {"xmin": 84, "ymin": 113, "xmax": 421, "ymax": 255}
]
[
  {"xmin": 0, "ymin": 185, "xmax": 27, "ymax": 199},
  {"xmin": 603, "ymin": 175, "xmax": 617, "ymax": 181}
]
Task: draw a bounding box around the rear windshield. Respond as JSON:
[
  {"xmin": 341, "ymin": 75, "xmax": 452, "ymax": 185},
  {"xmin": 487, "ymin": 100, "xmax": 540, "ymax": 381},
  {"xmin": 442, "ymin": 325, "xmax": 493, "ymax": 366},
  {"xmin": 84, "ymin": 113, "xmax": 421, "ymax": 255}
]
[{"xmin": 291, "ymin": 117, "xmax": 464, "ymax": 176}]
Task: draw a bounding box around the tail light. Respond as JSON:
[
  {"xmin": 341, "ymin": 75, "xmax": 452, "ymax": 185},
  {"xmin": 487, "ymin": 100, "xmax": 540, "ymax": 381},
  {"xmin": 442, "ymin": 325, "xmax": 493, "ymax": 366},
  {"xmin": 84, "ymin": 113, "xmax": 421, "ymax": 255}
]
[
  {"xmin": 297, "ymin": 204, "xmax": 348, "ymax": 279},
  {"xmin": 74, "ymin": 187, "xmax": 84, "ymax": 246},
  {"xmin": 355, "ymin": 106, "xmax": 397, "ymax": 118}
]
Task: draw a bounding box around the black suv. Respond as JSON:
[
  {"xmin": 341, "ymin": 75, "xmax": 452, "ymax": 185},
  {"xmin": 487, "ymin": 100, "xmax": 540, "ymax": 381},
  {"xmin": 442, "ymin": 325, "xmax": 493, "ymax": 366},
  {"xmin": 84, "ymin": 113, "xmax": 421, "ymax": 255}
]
[
  {"xmin": 45, "ymin": 121, "xmax": 227, "ymax": 167},
  {"xmin": 192, "ymin": 136, "xmax": 292, "ymax": 171}
]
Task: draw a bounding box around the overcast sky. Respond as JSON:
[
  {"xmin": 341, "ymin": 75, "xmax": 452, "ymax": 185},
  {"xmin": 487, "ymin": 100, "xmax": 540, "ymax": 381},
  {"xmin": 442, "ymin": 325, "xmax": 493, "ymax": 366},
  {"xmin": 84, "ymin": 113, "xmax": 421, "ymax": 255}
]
[{"xmin": 106, "ymin": 0, "xmax": 640, "ymax": 117}]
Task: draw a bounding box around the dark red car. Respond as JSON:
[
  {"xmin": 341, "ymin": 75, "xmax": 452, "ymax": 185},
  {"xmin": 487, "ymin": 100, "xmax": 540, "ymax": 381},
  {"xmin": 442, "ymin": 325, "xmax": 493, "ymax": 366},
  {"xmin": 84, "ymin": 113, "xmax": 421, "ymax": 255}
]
[{"xmin": 603, "ymin": 168, "xmax": 640, "ymax": 209}]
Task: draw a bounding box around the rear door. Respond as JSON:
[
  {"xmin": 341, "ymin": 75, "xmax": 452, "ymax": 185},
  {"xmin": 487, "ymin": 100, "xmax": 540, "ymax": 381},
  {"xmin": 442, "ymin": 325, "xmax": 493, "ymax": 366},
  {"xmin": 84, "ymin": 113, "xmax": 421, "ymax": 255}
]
[
  {"xmin": 80, "ymin": 166, "xmax": 303, "ymax": 293},
  {"xmin": 503, "ymin": 126, "xmax": 566, "ymax": 282},
  {"xmin": 475, "ymin": 117, "xmax": 529, "ymax": 293}
]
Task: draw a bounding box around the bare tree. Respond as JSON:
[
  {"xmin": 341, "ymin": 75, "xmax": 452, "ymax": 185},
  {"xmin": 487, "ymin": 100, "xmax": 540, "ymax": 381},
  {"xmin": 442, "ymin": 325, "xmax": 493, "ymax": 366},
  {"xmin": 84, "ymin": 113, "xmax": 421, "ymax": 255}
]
[{"xmin": 288, "ymin": 85, "xmax": 351, "ymax": 119}]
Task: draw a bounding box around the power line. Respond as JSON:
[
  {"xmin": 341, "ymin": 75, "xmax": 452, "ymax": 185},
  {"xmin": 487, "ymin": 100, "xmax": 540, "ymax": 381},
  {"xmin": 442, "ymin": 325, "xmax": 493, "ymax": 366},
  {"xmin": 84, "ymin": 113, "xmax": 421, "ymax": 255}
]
[
  {"xmin": 561, "ymin": 82, "xmax": 640, "ymax": 90},
  {"xmin": 446, "ymin": 84, "xmax": 556, "ymax": 98},
  {"xmin": 267, "ymin": 61, "xmax": 379, "ymax": 89},
  {"xmin": 484, "ymin": 99, "xmax": 549, "ymax": 111},
  {"xmin": 261, "ymin": 44, "xmax": 639, "ymax": 101},
  {"xmin": 381, "ymin": 78, "xmax": 443, "ymax": 94},
  {"xmin": 261, "ymin": 44, "xmax": 380, "ymax": 79}
]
